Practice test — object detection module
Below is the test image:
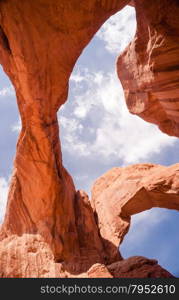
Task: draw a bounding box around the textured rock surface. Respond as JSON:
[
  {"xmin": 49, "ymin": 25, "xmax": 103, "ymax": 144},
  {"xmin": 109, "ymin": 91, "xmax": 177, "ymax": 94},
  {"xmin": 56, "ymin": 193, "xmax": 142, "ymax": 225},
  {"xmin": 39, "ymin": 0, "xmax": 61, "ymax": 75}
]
[
  {"xmin": 0, "ymin": 234, "xmax": 66, "ymax": 278},
  {"xmin": 0, "ymin": 235, "xmax": 172, "ymax": 278},
  {"xmin": 0, "ymin": 0, "xmax": 129, "ymax": 263},
  {"xmin": 107, "ymin": 256, "xmax": 174, "ymax": 278},
  {"xmin": 0, "ymin": 0, "xmax": 178, "ymax": 278},
  {"xmin": 1, "ymin": 163, "xmax": 178, "ymax": 277},
  {"xmin": 117, "ymin": 0, "xmax": 179, "ymax": 137},
  {"xmin": 87, "ymin": 263, "xmax": 113, "ymax": 278},
  {"xmin": 91, "ymin": 163, "xmax": 179, "ymax": 263}
]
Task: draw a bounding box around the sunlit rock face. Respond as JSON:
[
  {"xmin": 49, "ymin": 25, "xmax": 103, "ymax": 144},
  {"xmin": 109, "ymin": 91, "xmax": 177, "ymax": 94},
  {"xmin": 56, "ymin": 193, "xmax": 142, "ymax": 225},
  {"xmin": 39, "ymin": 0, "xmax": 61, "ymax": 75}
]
[
  {"xmin": 0, "ymin": 0, "xmax": 129, "ymax": 266},
  {"xmin": 91, "ymin": 163, "xmax": 179, "ymax": 263},
  {"xmin": 117, "ymin": 0, "xmax": 179, "ymax": 137},
  {"xmin": 0, "ymin": 0, "xmax": 178, "ymax": 277}
]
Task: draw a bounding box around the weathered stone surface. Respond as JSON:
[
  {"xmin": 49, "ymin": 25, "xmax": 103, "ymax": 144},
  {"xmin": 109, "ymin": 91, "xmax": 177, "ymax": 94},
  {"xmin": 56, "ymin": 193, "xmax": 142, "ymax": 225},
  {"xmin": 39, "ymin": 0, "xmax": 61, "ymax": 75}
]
[
  {"xmin": 108, "ymin": 256, "xmax": 174, "ymax": 278},
  {"xmin": 64, "ymin": 190, "xmax": 105, "ymax": 273},
  {"xmin": 0, "ymin": 0, "xmax": 178, "ymax": 278},
  {"xmin": 87, "ymin": 263, "xmax": 113, "ymax": 278},
  {"xmin": 91, "ymin": 163, "xmax": 179, "ymax": 263},
  {"xmin": 0, "ymin": 0, "xmax": 129, "ymax": 263},
  {"xmin": 0, "ymin": 234, "xmax": 68, "ymax": 278},
  {"xmin": 0, "ymin": 235, "xmax": 173, "ymax": 278},
  {"xmin": 117, "ymin": 0, "xmax": 179, "ymax": 137}
]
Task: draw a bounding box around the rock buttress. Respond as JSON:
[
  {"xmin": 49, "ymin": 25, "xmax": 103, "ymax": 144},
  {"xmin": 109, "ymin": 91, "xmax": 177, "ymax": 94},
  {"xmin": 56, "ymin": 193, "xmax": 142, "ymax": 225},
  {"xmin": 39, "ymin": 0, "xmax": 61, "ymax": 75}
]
[
  {"xmin": 0, "ymin": 0, "xmax": 130, "ymax": 265},
  {"xmin": 117, "ymin": 0, "xmax": 179, "ymax": 137}
]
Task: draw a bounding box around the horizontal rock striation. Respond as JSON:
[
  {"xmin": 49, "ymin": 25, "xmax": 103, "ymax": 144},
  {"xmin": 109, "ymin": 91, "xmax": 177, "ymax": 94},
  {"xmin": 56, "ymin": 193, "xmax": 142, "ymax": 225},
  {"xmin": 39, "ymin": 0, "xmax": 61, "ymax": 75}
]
[{"xmin": 117, "ymin": 0, "xmax": 179, "ymax": 137}]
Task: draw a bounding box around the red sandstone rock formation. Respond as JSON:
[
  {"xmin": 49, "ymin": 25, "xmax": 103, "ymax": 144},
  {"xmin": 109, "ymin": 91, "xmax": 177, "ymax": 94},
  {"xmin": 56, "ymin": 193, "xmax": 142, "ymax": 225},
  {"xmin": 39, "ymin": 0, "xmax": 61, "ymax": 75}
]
[
  {"xmin": 0, "ymin": 163, "xmax": 178, "ymax": 277},
  {"xmin": 0, "ymin": 234, "xmax": 173, "ymax": 278},
  {"xmin": 117, "ymin": 0, "xmax": 179, "ymax": 137},
  {"xmin": 91, "ymin": 163, "xmax": 179, "ymax": 263},
  {"xmin": 0, "ymin": 0, "xmax": 129, "ymax": 264},
  {"xmin": 0, "ymin": 0, "xmax": 178, "ymax": 278},
  {"xmin": 107, "ymin": 256, "xmax": 174, "ymax": 278},
  {"xmin": 87, "ymin": 257, "xmax": 174, "ymax": 278}
]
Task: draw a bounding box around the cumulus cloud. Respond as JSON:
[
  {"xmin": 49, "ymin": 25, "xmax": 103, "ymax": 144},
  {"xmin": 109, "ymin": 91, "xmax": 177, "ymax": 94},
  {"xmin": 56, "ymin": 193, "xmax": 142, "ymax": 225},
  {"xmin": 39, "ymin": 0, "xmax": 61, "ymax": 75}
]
[
  {"xmin": 11, "ymin": 119, "xmax": 21, "ymax": 132},
  {"xmin": 60, "ymin": 69, "xmax": 177, "ymax": 165},
  {"xmin": 0, "ymin": 177, "xmax": 8, "ymax": 224},
  {"xmin": 96, "ymin": 6, "xmax": 136, "ymax": 54},
  {"xmin": 59, "ymin": 116, "xmax": 87, "ymax": 155},
  {"xmin": 0, "ymin": 85, "xmax": 15, "ymax": 97}
]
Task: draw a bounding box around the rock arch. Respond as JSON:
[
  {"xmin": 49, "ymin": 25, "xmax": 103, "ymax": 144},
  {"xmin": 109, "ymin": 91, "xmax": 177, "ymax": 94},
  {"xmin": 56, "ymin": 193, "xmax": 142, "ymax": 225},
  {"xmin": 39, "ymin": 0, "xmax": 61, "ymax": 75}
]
[
  {"xmin": 91, "ymin": 163, "xmax": 179, "ymax": 262},
  {"xmin": 0, "ymin": 0, "xmax": 178, "ymax": 277},
  {"xmin": 0, "ymin": 0, "xmax": 130, "ymax": 263}
]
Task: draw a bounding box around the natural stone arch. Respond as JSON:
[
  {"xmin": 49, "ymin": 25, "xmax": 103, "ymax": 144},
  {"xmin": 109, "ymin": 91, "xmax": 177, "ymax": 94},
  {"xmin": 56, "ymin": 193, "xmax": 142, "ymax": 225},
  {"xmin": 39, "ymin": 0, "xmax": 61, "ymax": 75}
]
[
  {"xmin": 0, "ymin": 0, "xmax": 130, "ymax": 264},
  {"xmin": 91, "ymin": 163, "xmax": 179, "ymax": 263},
  {"xmin": 0, "ymin": 0, "xmax": 178, "ymax": 278},
  {"xmin": 119, "ymin": 206, "xmax": 179, "ymax": 272}
]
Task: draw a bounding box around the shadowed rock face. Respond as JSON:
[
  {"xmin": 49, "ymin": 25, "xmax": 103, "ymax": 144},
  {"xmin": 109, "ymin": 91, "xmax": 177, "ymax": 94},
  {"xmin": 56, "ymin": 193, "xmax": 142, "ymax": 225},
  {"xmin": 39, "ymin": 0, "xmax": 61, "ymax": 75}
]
[
  {"xmin": 117, "ymin": 0, "xmax": 179, "ymax": 137},
  {"xmin": 0, "ymin": 0, "xmax": 178, "ymax": 277},
  {"xmin": 107, "ymin": 256, "xmax": 174, "ymax": 278}
]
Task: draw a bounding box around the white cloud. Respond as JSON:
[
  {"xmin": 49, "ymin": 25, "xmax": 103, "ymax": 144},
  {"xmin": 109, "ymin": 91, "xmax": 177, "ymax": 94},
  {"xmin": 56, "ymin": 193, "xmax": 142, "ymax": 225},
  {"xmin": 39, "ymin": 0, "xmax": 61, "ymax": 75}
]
[
  {"xmin": 11, "ymin": 119, "xmax": 21, "ymax": 132},
  {"xmin": 96, "ymin": 5, "xmax": 136, "ymax": 54},
  {"xmin": 132, "ymin": 209, "xmax": 169, "ymax": 227},
  {"xmin": 59, "ymin": 115, "xmax": 88, "ymax": 156},
  {"xmin": 60, "ymin": 69, "xmax": 177, "ymax": 164},
  {"xmin": 0, "ymin": 85, "xmax": 15, "ymax": 97},
  {"xmin": 0, "ymin": 177, "xmax": 8, "ymax": 224}
]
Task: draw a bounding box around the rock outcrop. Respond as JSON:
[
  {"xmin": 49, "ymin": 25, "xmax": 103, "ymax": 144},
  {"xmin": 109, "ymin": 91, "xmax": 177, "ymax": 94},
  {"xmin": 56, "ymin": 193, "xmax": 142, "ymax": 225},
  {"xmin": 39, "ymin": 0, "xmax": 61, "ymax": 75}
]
[
  {"xmin": 0, "ymin": 0, "xmax": 130, "ymax": 264},
  {"xmin": 0, "ymin": 163, "xmax": 178, "ymax": 277},
  {"xmin": 91, "ymin": 163, "xmax": 179, "ymax": 263},
  {"xmin": 107, "ymin": 256, "xmax": 174, "ymax": 278},
  {"xmin": 87, "ymin": 257, "xmax": 174, "ymax": 278},
  {"xmin": 117, "ymin": 0, "xmax": 179, "ymax": 137},
  {"xmin": 0, "ymin": 235, "xmax": 174, "ymax": 278},
  {"xmin": 0, "ymin": 0, "xmax": 178, "ymax": 278}
]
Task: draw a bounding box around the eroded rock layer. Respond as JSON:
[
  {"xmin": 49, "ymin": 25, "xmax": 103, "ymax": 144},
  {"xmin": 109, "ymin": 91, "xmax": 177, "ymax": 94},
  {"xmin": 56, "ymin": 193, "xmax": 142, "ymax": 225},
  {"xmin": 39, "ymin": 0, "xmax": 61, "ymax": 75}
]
[
  {"xmin": 0, "ymin": 235, "xmax": 173, "ymax": 278},
  {"xmin": 91, "ymin": 163, "xmax": 179, "ymax": 263},
  {"xmin": 0, "ymin": 163, "xmax": 178, "ymax": 277},
  {"xmin": 0, "ymin": 0, "xmax": 178, "ymax": 278},
  {"xmin": 117, "ymin": 0, "xmax": 179, "ymax": 137},
  {"xmin": 0, "ymin": 0, "xmax": 129, "ymax": 263}
]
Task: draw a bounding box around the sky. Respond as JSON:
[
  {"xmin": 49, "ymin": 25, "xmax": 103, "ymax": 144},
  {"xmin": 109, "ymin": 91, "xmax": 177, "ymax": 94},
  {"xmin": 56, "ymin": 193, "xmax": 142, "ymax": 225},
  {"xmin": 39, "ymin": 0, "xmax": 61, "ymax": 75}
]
[{"xmin": 0, "ymin": 5, "xmax": 179, "ymax": 276}]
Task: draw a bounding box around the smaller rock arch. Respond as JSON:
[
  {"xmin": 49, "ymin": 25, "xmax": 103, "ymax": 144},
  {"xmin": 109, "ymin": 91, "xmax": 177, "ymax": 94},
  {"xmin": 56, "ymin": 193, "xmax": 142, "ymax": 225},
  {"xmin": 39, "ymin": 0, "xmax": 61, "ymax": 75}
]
[{"xmin": 91, "ymin": 163, "xmax": 179, "ymax": 263}]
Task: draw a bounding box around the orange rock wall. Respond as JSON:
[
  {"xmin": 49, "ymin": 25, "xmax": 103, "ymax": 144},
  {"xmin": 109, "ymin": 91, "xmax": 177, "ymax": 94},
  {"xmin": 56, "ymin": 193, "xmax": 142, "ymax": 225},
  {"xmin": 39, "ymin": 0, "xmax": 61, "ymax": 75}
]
[
  {"xmin": 117, "ymin": 0, "xmax": 179, "ymax": 137},
  {"xmin": 0, "ymin": 0, "xmax": 178, "ymax": 278},
  {"xmin": 0, "ymin": 0, "xmax": 129, "ymax": 263}
]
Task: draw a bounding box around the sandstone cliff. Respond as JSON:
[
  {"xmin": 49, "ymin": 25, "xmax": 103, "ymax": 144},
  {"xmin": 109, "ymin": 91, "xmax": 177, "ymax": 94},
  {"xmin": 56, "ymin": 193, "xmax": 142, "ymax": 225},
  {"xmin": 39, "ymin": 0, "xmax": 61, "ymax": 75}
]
[{"xmin": 118, "ymin": 0, "xmax": 179, "ymax": 137}]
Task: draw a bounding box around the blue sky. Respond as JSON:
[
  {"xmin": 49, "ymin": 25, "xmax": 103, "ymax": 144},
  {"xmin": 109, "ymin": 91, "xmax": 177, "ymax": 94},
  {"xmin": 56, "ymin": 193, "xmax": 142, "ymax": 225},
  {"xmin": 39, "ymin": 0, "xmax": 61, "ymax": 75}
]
[{"xmin": 0, "ymin": 6, "xmax": 179, "ymax": 276}]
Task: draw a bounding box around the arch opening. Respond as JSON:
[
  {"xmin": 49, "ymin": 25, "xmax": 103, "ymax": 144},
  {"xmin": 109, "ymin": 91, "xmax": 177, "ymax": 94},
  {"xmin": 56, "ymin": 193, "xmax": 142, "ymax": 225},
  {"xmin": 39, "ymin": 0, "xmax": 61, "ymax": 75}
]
[
  {"xmin": 58, "ymin": 5, "xmax": 178, "ymax": 194},
  {"xmin": 0, "ymin": 3, "xmax": 178, "ymax": 277},
  {"xmin": 120, "ymin": 208, "xmax": 179, "ymax": 277},
  {"xmin": 0, "ymin": 66, "xmax": 19, "ymax": 223}
]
